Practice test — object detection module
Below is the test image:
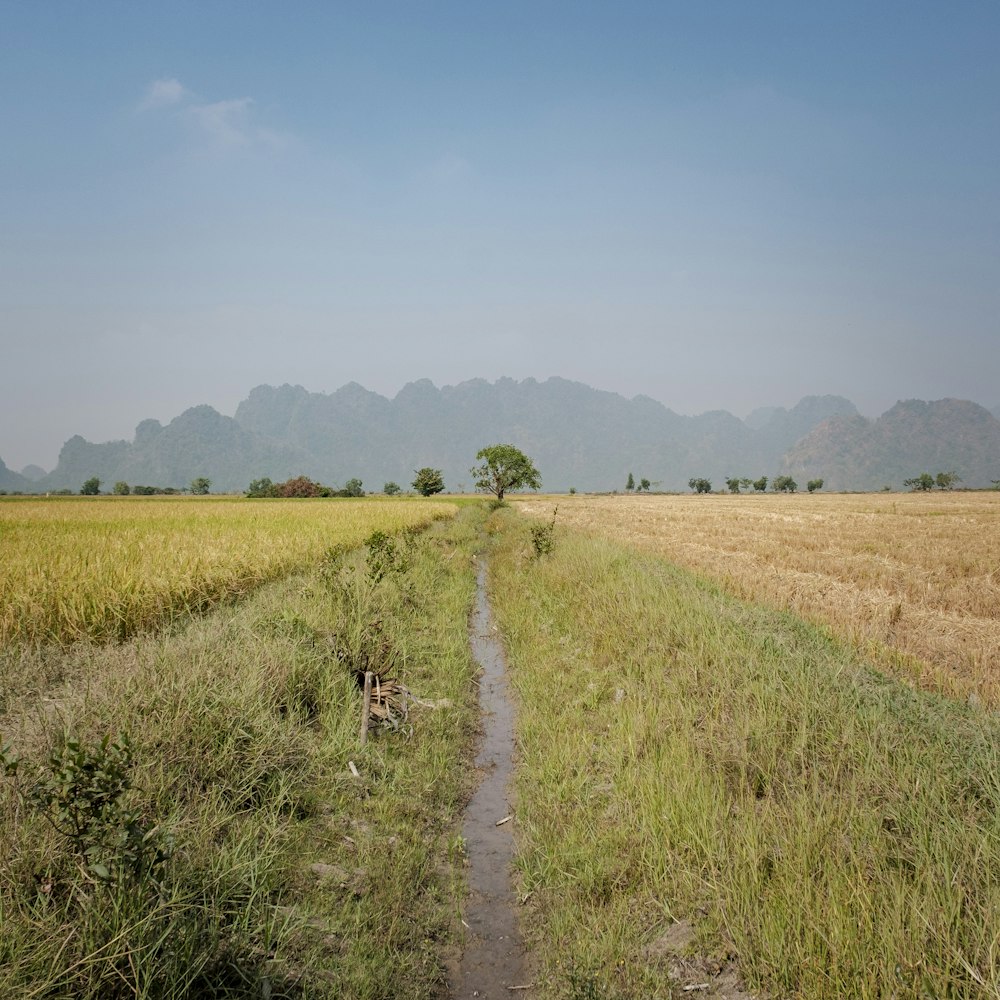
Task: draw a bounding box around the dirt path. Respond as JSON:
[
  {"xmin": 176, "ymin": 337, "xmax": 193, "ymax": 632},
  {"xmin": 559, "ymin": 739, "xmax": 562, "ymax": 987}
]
[{"xmin": 449, "ymin": 557, "xmax": 529, "ymax": 999}]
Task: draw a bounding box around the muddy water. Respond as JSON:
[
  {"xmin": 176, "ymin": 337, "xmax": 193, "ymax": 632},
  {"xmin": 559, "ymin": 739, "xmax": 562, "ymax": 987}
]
[{"xmin": 450, "ymin": 559, "xmax": 528, "ymax": 998}]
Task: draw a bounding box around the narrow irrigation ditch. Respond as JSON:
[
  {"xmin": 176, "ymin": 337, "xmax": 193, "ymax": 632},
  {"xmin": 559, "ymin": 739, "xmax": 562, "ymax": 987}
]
[{"xmin": 450, "ymin": 556, "xmax": 529, "ymax": 999}]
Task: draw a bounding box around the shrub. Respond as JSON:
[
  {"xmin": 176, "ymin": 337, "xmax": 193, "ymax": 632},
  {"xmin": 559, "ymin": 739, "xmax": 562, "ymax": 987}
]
[{"xmin": 529, "ymin": 508, "xmax": 558, "ymax": 558}]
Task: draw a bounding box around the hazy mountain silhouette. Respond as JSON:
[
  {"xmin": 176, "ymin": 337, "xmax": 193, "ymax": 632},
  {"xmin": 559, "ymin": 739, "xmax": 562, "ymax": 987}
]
[
  {"xmin": 786, "ymin": 399, "xmax": 1000, "ymax": 490},
  {"xmin": 0, "ymin": 458, "xmax": 30, "ymax": 492},
  {"xmin": 26, "ymin": 379, "xmax": 1000, "ymax": 493}
]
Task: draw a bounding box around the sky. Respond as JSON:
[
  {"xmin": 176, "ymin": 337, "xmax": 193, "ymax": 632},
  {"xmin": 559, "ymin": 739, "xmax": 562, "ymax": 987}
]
[{"xmin": 2, "ymin": 1, "xmax": 998, "ymax": 471}]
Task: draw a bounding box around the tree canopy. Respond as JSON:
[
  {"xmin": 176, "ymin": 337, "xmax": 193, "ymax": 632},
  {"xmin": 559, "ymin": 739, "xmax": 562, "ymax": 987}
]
[
  {"xmin": 412, "ymin": 468, "xmax": 445, "ymax": 497},
  {"xmin": 471, "ymin": 445, "xmax": 541, "ymax": 501}
]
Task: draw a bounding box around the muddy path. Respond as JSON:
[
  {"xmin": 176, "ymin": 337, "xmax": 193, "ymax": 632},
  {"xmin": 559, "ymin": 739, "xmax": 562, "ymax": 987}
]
[{"xmin": 449, "ymin": 557, "xmax": 529, "ymax": 999}]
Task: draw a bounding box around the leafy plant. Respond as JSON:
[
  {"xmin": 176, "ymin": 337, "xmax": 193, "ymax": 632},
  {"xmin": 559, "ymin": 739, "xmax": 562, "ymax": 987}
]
[
  {"xmin": 688, "ymin": 477, "xmax": 712, "ymax": 494},
  {"xmin": 1, "ymin": 732, "xmax": 170, "ymax": 883},
  {"xmin": 529, "ymin": 507, "xmax": 558, "ymax": 558},
  {"xmin": 366, "ymin": 529, "xmax": 410, "ymax": 583}
]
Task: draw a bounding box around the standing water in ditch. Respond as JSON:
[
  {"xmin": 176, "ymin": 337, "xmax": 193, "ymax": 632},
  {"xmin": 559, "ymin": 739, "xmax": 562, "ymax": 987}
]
[{"xmin": 450, "ymin": 557, "xmax": 528, "ymax": 998}]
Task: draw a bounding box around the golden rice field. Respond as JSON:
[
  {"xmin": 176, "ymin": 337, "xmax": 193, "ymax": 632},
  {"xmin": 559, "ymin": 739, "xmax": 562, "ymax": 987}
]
[
  {"xmin": 0, "ymin": 496, "xmax": 454, "ymax": 646},
  {"xmin": 516, "ymin": 491, "xmax": 1000, "ymax": 704}
]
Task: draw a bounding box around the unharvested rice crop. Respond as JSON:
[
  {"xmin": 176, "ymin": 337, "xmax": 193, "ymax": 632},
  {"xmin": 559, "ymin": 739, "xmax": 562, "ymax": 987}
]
[
  {"xmin": 516, "ymin": 491, "xmax": 1000, "ymax": 703},
  {"xmin": 0, "ymin": 496, "xmax": 454, "ymax": 646}
]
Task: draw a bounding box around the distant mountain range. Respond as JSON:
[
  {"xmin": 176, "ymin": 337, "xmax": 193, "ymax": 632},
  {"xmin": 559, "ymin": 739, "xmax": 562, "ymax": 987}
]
[{"xmin": 4, "ymin": 379, "xmax": 1000, "ymax": 493}]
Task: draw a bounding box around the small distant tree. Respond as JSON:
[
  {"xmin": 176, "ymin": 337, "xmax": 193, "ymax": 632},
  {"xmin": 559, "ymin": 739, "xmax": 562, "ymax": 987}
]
[
  {"xmin": 342, "ymin": 478, "xmax": 365, "ymax": 498},
  {"xmin": 725, "ymin": 477, "xmax": 742, "ymax": 494},
  {"xmin": 246, "ymin": 477, "xmax": 276, "ymax": 498},
  {"xmin": 639, "ymin": 477, "xmax": 650, "ymax": 492},
  {"xmin": 806, "ymin": 478, "xmax": 824, "ymax": 493},
  {"xmin": 383, "ymin": 481, "xmax": 401, "ymax": 496},
  {"xmin": 190, "ymin": 477, "xmax": 211, "ymax": 495},
  {"xmin": 687, "ymin": 477, "xmax": 712, "ymax": 494},
  {"xmin": 935, "ymin": 471, "xmax": 961, "ymax": 490},
  {"xmin": 740, "ymin": 478, "xmax": 752, "ymax": 491},
  {"xmin": 752, "ymin": 476, "xmax": 768, "ymax": 493},
  {"xmin": 625, "ymin": 472, "xmax": 635, "ymax": 491},
  {"xmin": 113, "ymin": 481, "xmax": 130, "ymax": 495},
  {"xmin": 412, "ymin": 468, "xmax": 445, "ymax": 497},
  {"xmin": 903, "ymin": 473, "xmax": 935, "ymax": 492},
  {"xmin": 568, "ymin": 486, "xmax": 577, "ymax": 495},
  {"xmin": 80, "ymin": 477, "xmax": 100, "ymax": 496},
  {"xmin": 773, "ymin": 475, "xmax": 797, "ymax": 493},
  {"xmin": 471, "ymin": 445, "xmax": 541, "ymax": 502}
]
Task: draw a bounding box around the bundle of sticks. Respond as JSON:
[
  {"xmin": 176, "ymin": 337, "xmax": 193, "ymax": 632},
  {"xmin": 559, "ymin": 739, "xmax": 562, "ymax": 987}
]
[{"xmin": 357, "ymin": 671, "xmax": 410, "ymax": 744}]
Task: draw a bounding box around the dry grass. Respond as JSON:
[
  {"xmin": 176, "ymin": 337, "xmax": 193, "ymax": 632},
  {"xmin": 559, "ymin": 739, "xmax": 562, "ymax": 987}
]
[
  {"xmin": 0, "ymin": 496, "xmax": 454, "ymax": 646},
  {"xmin": 515, "ymin": 491, "xmax": 1000, "ymax": 704}
]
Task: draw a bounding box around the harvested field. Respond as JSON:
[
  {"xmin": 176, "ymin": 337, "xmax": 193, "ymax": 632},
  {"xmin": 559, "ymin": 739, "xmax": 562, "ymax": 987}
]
[{"xmin": 515, "ymin": 491, "xmax": 1000, "ymax": 704}]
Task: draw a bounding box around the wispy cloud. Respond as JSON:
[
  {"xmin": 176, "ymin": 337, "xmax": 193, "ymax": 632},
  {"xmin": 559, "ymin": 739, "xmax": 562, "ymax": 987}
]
[
  {"xmin": 140, "ymin": 77, "xmax": 189, "ymax": 110},
  {"xmin": 139, "ymin": 78, "xmax": 289, "ymax": 150}
]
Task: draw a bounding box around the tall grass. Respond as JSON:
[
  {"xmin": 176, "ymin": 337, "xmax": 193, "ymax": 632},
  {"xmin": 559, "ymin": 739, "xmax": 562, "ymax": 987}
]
[
  {"xmin": 516, "ymin": 491, "xmax": 1000, "ymax": 704},
  {"xmin": 0, "ymin": 497, "xmax": 454, "ymax": 646},
  {"xmin": 0, "ymin": 507, "xmax": 483, "ymax": 997},
  {"xmin": 489, "ymin": 510, "xmax": 1000, "ymax": 999}
]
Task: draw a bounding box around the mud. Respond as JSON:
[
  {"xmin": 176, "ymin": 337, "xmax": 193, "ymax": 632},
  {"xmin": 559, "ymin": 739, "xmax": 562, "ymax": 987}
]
[{"xmin": 450, "ymin": 558, "xmax": 529, "ymax": 998}]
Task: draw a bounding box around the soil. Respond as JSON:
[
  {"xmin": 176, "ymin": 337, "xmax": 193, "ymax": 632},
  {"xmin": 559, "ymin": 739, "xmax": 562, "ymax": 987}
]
[{"xmin": 449, "ymin": 558, "xmax": 530, "ymax": 999}]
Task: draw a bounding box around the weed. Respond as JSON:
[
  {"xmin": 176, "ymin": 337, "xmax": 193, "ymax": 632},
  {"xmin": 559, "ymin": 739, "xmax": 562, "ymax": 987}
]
[
  {"xmin": 529, "ymin": 506, "xmax": 558, "ymax": 558},
  {"xmin": 2, "ymin": 731, "xmax": 170, "ymax": 884}
]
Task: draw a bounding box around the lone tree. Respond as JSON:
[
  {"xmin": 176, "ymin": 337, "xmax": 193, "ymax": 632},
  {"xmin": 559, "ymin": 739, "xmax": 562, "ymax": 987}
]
[
  {"xmin": 752, "ymin": 476, "xmax": 768, "ymax": 492},
  {"xmin": 383, "ymin": 481, "xmax": 401, "ymax": 496},
  {"xmin": 190, "ymin": 477, "xmax": 211, "ymax": 495},
  {"xmin": 688, "ymin": 477, "xmax": 712, "ymax": 494},
  {"xmin": 806, "ymin": 478, "xmax": 824, "ymax": 493},
  {"xmin": 80, "ymin": 477, "xmax": 101, "ymax": 496},
  {"xmin": 625, "ymin": 472, "xmax": 635, "ymax": 491},
  {"xmin": 471, "ymin": 444, "xmax": 541, "ymax": 502},
  {"xmin": 113, "ymin": 481, "xmax": 130, "ymax": 495},
  {"xmin": 412, "ymin": 468, "xmax": 445, "ymax": 496},
  {"xmin": 773, "ymin": 475, "xmax": 798, "ymax": 493}
]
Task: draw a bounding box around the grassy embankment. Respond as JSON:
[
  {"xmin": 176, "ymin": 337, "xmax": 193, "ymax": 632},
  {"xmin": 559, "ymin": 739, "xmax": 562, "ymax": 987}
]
[
  {"xmin": 0, "ymin": 499, "xmax": 484, "ymax": 998},
  {"xmin": 489, "ymin": 508, "xmax": 1000, "ymax": 999},
  {"xmin": 516, "ymin": 491, "xmax": 1000, "ymax": 706}
]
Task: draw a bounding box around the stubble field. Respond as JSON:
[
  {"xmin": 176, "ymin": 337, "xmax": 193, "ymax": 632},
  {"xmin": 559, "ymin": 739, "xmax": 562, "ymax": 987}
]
[{"xmin": 515, "ymin": 490, "xmax": 1000, "ymax": 705}]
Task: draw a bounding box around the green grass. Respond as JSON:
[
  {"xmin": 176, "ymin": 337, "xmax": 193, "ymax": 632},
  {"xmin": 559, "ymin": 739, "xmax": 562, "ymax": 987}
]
[
  {"xmin": 487, "ymin": 509, "xmax": 1000, "ymax": 999},
  {"xmin": 0, "ymin": 507, "xmax": 484, "ymax": 998}
]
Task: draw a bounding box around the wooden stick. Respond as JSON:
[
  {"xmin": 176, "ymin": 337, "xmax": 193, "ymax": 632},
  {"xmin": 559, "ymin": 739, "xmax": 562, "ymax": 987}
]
[{"xmin": 359, "ymin": 671, "xmax": 374, "ymax": 746}]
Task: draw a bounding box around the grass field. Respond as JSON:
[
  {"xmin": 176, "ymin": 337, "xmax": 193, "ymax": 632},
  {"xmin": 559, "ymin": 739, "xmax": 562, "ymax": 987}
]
[
  {"xmin": 0, "ymin": 501, "xmax": 483, "ymax": 998},
  {"xmin": 515, "ymin": 491, "xmax": 1000, "ymax": 705},
  {"xmin": 0, "ymin": 496, "xmax": 454, "ymax": 647},
  {"xmin": 488, "ymin": 507, "xmax": 1000, "ymax": 999},
  {"xmin": 5, "ymin": 491, "xmax": 1000, "ymax": 997}
]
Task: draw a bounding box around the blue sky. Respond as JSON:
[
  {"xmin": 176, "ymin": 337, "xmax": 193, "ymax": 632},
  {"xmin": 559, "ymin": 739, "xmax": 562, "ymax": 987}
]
[{"xmin": 2, "ymin": 1, "xmax": 998, "ymax": 469}]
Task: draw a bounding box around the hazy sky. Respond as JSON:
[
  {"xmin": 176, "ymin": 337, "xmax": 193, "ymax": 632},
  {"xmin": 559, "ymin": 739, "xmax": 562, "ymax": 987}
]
[{"xmin": 2, "ymin": 1, "xmax": 998, "ymax": 470}]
